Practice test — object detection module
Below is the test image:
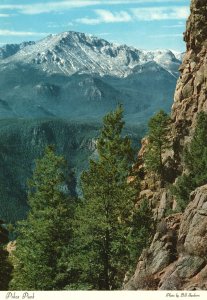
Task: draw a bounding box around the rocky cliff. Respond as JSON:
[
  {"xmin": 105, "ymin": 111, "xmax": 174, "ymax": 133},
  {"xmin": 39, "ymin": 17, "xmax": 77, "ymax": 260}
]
[
  {"xmin": 172, "ymin": 0, "xmax": 207, "ymax": 149},
  {"xmin": 125, "ymin": 186, "xmax": 207, "ymax": 290},
  {"xmin": 124, "ymin": 0, "xmax": 207, "ymax": 290}
]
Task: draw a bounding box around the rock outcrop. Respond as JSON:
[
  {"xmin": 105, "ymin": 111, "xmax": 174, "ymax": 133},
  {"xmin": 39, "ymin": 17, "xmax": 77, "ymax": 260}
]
[
  {"xmin": 125, "ymin": 186, "xmax": 207, "ymax": 290},
  {"xmin": 172, "ymin": 0, "xmax": 207, "ymax": 147},
  {"xmin": 124, "ymin": 0, "xmax": 207, "ymax": 290}
]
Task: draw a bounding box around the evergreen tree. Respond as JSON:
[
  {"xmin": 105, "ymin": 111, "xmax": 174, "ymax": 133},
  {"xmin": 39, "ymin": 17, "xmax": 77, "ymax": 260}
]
[
  {"xmin": 172, "ymin": 112, "xmax": 207, "ymax": 210},
  {"xmin": 10, "ymin": 146, "xmax": 76, "ymax": 290},
  {"xmin": 130, "ymin": 199, "xmax": 155, "ymax": 265},
  {"xmin": 184, "ymin": 111, "xmax": 207, "ymax": 183},
  {"xmin": 0, "ymin": 221, "xmax": 13, "ymax": 290},
  {"xmin": 70, "ymin": 106, "xmax": 139, "ymax": 290},
  {"xmin": 144, "ymin": 110, "xmax": 171, "ymax": 180}
]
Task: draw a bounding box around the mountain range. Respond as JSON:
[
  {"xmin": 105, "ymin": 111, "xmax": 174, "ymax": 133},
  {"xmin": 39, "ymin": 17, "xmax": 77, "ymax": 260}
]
[
  {"xmin": 0, "ymin": 31, "xmax": 182, "ymax": 222},
  {"xmin": 0, "ymin": 31, "xmax": 182, "ymax": 77},
  {"xmin": 0, "ymin": 31, "xmax": 181, "ymax": 123}
]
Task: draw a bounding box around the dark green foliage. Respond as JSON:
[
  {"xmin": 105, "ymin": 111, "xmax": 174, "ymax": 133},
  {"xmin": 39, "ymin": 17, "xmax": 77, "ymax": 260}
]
[
  {"xmin": 0, "ymin": 222, "xmax": 13, "ymax": 290},
  {"xmin": 184, "ymin": 112, "xmax": 207, "ymax": 182},
  {"xmin": 0, "ymin": 119, "xmax": 98, "ymax": 223},
  {"xmin": 172, "ymin": 112, "xmax": 207, "ymax": 210},
  {"xmin": 10, "ymin": 146, "xmax": 76, "ymax": 290},
  {"xmin": 130, "ymin": 199, "xmax": 154, "ymax": 268},
  {"xmin": 171, "ymin": 175, "xmax": 195, "ymax": 211},
  {"xmin": 0, "ymin": 118, "xmax": 142, "ymax": 223},
  {"xmin": 0, "ymin": 249, "xmax": 13, "ymax": 291},
  {"xmin": 144, "ymin": 110, "xmax": 171, "ymax": 180},
  {"xmin": 69, "ymin": 106, "xmax": 140, "ymax": 290}
]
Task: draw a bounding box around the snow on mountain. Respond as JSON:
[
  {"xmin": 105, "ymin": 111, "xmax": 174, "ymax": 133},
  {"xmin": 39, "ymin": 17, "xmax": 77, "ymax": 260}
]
[
  {"xmin": 0, "ymin": 31, "xmax": 181, "ymax": 78},
  {"xmin": 171, "ymin": 50, "xmax": 185, "ymax": 62},
  {"xmin": 146, "ymin": 49, "xmax": 182, "ymax": 78},
  {"xmin": 0, "ymin": 41, "xmax": 35, "ymax": 60}
]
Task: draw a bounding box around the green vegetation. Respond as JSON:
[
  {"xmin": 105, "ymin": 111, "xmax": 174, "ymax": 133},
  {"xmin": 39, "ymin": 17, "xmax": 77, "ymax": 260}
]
[
  {"xmin": 130, "ymin": 198, "xmax": 155, "ymax": 265},
  {"xmin": 0, "ymin": 118, "xmax": 143, "ymax": 223},
  {"xmin": 172, "ymin": 112, "xmax": 207, "ymax": 211},
  {"xmin": 0, "ymin": 248, "xmax": 13, "ymax": 291},
  {"xmin": 0, "ymin": 107, "xmax": 156, "ymax": 291},
  {"xmin": 10, "ymin": 146, "xmax": 76, "ymax": 290},
  {"xmin": 144, "ymin": 110, "xmax": 171, "ymax": 181},
  {"xmin": 67, "ymin": 106, "xmax": 140, "ymax": 290},
  {"xmin": 0, "ymin": 222, "xmax": 13, "ymax": 290},
  {"xmin": 0, "ymin": 119, "xmax": 99, "ymax": 223}
]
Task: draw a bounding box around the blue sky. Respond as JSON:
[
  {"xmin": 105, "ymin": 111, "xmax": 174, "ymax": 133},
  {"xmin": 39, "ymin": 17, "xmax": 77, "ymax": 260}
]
[{"xmin": 0, "ymin": 0, "xmax": 190, "ymax": 51}]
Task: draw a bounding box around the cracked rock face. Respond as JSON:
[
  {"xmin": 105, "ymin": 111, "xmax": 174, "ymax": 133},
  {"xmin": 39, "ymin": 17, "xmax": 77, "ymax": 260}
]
[
  {"xmin": 124, "ymin": 0, "xmax": 207, "ymax": 290},
  {"xmin": 179, "ymin": 185, "xmax": 207, "ymax": 258},
  {"xmin": 124, "ymin": 214, "xmax": 181, "ymax": 290},
  {"xmin": 159, "ymin": 185, "xmax": 207, "ymax": 290},
  {"xmin": 172, "ymin": 0, "xmax": 207, "ymax": 144},
  {"xmin": 125, "ymin": 186, "xmax": 207, "ymax": 290}
]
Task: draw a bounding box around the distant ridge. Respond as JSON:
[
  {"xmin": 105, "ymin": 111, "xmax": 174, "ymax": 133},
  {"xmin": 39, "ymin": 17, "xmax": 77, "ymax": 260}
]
[{"xmin": 0, "ymin": 31, "xmax": 181, "ymax": 78}]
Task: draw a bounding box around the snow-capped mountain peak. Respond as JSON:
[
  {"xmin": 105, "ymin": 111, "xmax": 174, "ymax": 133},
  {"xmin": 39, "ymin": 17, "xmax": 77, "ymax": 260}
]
[{"xmin": 0, "ymin": 31, "xmax": 182, "ymax": 78}]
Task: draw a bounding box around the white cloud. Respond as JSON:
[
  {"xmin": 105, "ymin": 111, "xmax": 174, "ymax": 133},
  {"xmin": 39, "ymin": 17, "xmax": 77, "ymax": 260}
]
[
  {"xmin": 132, "ymin": 6, "xmax": 189, "ymax": 21},
  {"xmin": 0, "ymin": 2, "xmax": 99, "ymax": 15},
  {"xmin": 76, "ymin": 6, "xmax": 188, "ymax": 25},
  {"xmin": 76, "ymin": 9, "xmax": 132, "ymax": 25},
  {"xmin": 0, "ymin": 1, "xmax": 188, "ymax": 15},
  {"xmin": 0, "ymin": 13, "xmax": 10, "ymax": 17},
  {"xmin": 76, "ymin": 18, "xmax": 100, "ymax": 25},
  {"xmin": 96, "ymin": 9, "xmax": 132, "ymax": 22},
  {"xmin": 0, "ymin": 30, "xmax": 47, "ymax": 37}
]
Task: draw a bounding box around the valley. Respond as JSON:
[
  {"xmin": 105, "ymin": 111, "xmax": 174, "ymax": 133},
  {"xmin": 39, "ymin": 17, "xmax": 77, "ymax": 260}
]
[{"xmin": 0, "ymin": 31, "xmax": 180, "ymax": 222}]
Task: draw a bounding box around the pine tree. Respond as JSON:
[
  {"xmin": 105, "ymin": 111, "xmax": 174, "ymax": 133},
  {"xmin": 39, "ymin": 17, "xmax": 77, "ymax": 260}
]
[
  {"xmin": 10, "ymin": 146, "xmax": 76, "ymax": 290},
  {"xmin": 184, "ymin": 111, "xmax": 207, "ymax": 182},
  {"xmin": 144, "ymin": 110, "xmax": 171, "ymax": 180},
  {"xmin": 0, "ymin": 221, "xmax": 13, "ymax": 290},
  {"xmin": 172, "ymin": 112, "xmax": 207, "ymax": 210},
  {"xmin": 68, "ymin": 106, "xmax": 140, "ymax": 290},
  {"xmin": 130, "ymin": 199, "xmax": 155, "ymax": 265}
]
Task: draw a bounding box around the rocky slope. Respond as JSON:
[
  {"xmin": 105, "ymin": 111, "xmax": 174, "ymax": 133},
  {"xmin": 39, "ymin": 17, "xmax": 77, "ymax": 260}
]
[
  {"xmin": 125, "ymin": 187, "xmax": 207, "ymax": 290},
  {"xmin": 0, "ymin": 41, "xmax": 35, "ymax": 60},
  {"xmin": 172, "ymin": 0, "xmax": 207, "ymax": 153},
  {"xmin": 125, "ymin": 0, "xmax": 207, "ymax": 290}
]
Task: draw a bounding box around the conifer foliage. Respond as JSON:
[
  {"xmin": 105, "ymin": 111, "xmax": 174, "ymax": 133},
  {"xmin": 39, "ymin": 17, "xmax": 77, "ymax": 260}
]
[
  {"xmin": 0, "ymin": 221, "xmax": 13, "ymax": 290},
  {"xmin": 130, "ymin": 198, "xmax": 154, "ymax": 263},
  {"xmin": 72, "ymin": 105, "xmax": 139, "ymax": 290},
  {"xmin": 172, "ymin": 112, "xmax": 207, "ymax": 210},
  {"xmin": 144, "ymin": 110, "xmax": 171, "ymax": 180},
  {"xmin": 10, "ymin": 146, "xmax": 75, "ymax": 290}
]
